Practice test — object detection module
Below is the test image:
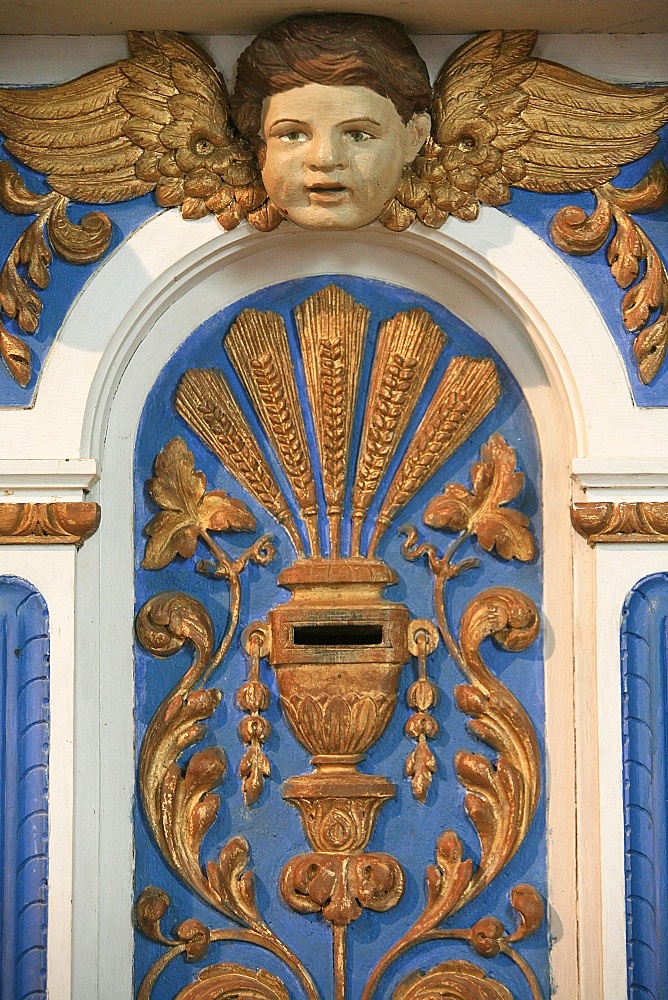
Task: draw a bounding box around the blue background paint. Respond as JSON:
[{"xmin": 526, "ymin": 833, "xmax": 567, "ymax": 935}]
[
  {"xmin": 133, "ymin": 276, "xmax": 546, "ymax": 999},
  {"xmin": 0, "ymin": 147, "xmax": 159, "ymax": 407},
  {"xmin": 620, "ymin": 574, "xmax": 668, "ymax": 1000},
  {"xmin": 0, "ymin": 576, "xmax": 49, "ymax": 1000}
]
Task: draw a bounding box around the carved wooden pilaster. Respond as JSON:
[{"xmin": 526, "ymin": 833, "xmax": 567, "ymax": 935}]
[
  {"xmin": 0, "ymin": 502, "xmax": 100, "ymax": 545},
  {"xmin": 571, "ymin": 501, "xmax": 668, "ymax": 544}
]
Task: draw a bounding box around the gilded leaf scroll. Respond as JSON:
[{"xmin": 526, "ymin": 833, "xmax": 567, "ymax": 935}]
[
  {"xmin": 551, "ymin": 163, "xmax": 668, "ymax": 384},
  {"xmin": 356, "ymin": 434, "xmax": 542, "ymax": 1000},
  {"xmin": 394, "ymin": 960, "xmax": 513, "ymax": 1000},
  {"xmin": 173, "ymin": 963, "xmax": 291, "ymax": 1000},
  {"xmin": 0, "ymin": 160, "xmax": 113, "ymax": 385}
]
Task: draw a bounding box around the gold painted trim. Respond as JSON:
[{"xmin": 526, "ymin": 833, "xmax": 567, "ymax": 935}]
[
  {"xmin": 571, "ymin": 500, "xmax": 668, "ymax": 543},
  {"xmin": 0, "ymin": 501, "xmax": 100, "ymax": 545}
]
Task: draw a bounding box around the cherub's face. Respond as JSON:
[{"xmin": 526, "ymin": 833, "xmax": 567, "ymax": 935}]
[{"xmin": 260, "ymin": 84, "xmax": 431, "ymax": 230}]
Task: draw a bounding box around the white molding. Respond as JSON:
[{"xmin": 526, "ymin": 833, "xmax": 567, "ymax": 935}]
[
  {"xmin": 0, "ymin": 207, "xmax": 631, "ymax": 463},
  {"xmin": 1, "ymin": 34, "xmax": 667, "ymax": 86},
  {"xmin": 572, "ymin": 459, "xmax": 668, "ymax": 500},
  {"xmin": 0, "ymin": 459, "xmax": 98, "ymax": 501}
]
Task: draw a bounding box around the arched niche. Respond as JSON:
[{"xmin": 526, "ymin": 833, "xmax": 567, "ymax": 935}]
[{"xmin": 68, "ymin": 211, "xmax": 601, "ymax": 998}]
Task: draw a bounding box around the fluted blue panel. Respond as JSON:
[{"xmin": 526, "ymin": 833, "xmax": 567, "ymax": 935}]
[
  {"xmin": 621, "ymin": 574, "xmax": 668, "ymax": 1000},
  {"xmin": 0, "ymin": 577, "xmax": 49, "ymax": 1000}
]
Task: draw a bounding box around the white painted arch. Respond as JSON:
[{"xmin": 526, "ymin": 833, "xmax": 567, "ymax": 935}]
[
  {"xmin": 48, "ymin": 208, "xmax": 612, "ymax": 999},
  {"xmin": 3, "ymin": 203, "xmax": 660, "ymax": 467}
]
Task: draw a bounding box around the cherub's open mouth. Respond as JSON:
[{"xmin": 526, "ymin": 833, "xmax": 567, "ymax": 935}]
[{"xmin": 307, "ymin": 183, "xmax": 348, "ymax": 203}]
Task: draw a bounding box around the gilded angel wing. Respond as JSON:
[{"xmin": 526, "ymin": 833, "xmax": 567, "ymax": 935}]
[
  {"xmin": 384, "ymin": 30, "xmax": 668, "ymax": 386},
  {"xmin": 0, "ymin": 32, "xmax": 278, "ymax": 386},
  {"xmin": 0, "ymin": 31, "xmax": 276, "ymax": 230},
  {"xmin": 386, "ymin": 30, "xmax": 668, "ymax": 229}
]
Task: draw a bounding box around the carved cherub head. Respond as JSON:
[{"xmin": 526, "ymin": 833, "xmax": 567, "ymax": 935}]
[{"xmin": 232, "ymin": 14, "xmax": 433, "ymax": 230}]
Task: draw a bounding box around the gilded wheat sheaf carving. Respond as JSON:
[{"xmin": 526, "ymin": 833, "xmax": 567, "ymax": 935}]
[
  {"xmin": 0, "ymin": 24, "xmax": 666, "ymax": 386},
  {"xmin": 135, "ymin": 286, "xmax": 544, "ymax": 1000}
]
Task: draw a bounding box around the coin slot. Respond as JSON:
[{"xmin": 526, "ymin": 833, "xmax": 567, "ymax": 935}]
[{"xmin": 292, "ymin": 624, "xmax": 383, "ymax": 647}]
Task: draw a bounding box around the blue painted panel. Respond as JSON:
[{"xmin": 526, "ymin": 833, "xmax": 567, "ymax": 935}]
[
  {"xmin": 0, "ymin": 576, "xmax": 49, "ymax": 1000},
  {"xmin": 134, "ymin": 276, "xmax": 547, "ymax": 999},
  {"xmin": 621, "ymin": 574, "xmax": 668, "ymax": 1000}
]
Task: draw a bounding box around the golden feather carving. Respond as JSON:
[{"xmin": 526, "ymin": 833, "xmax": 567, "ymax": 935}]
[
  {"xmin": 390, "ymin": 29, "xmax": 668, "ymax": 228},
  {"xmin": 0, "ymin": 31, "xmax": 263, "ymax": 217}
]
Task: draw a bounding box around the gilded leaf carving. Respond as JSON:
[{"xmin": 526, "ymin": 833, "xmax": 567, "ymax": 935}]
[
  {"xmin": 423, "ymin": 433, "xmax": 536, "ymax": 562},
  {"xmin": 551, "ymin": 162, "xmax": 668, "ymax": 384},
  {"xmin": 0, "ymin": 161, "xmax": 114, "ymax": 385},
  {"xmin": 143, "ymin": 436, "xmax": 256, "ymax": 570},
  {"xmin": 571, "ymin": 500, "xmax": 668, "ymax": 542},
  {"xmin": 405, "ymin": 732, "xmax": 437, "ymax": 803}
]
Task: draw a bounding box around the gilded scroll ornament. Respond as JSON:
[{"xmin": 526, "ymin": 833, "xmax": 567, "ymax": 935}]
[
  {"xmin": 0, "ymin": 500, "xmax": 100, "ymax": 544},
  {"xmin": 571, "ymin": 500, "xmax": 668, "ymax": 543},
  {"xmin": 135, "ymin": 285, "xmax": 544, "ymax": 999},
  {"xmin": 394, "ymin": 960, "xmax": 514, "ymax": 1000},
  {"xmin": 1, "ymin": 18, "xmax": 667, "ymax": 385}
]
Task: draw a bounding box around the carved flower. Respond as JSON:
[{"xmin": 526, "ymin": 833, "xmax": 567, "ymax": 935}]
[{"xmin": 128, "ymin": 57, "xmax": 262, "ymax": 225}]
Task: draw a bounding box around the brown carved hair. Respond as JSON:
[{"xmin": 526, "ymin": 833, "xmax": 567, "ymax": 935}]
[{"xmin": 232, "ymin": 14, "xmax": 432, "ymax": 145}]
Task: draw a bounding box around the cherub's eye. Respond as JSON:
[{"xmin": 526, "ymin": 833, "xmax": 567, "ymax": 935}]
[
  {"xmin": 345, "ymin": 130, "xmax": 372, "ymax": 143},
  {"xmin": 279, "ymin": 131, "xmax": 307, "ymax": 143}
]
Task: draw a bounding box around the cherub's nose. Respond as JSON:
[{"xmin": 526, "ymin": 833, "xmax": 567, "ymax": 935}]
[{"xmin": 308, "ymin": 130, "xmax": 347, "ymax": 170}]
